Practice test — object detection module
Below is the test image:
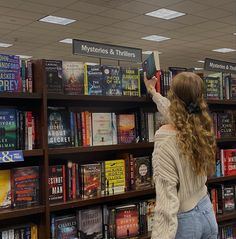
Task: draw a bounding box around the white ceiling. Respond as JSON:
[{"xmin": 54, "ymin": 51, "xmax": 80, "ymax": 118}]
[{"xmin": 0, "ymin": 0, "xmax": 235, "ymax": 69}]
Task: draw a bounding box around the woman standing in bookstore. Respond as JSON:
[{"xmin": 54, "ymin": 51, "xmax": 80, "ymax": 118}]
[{"xmin": 144, "ymin": 72, "xmax": 218, "ymax": 239}]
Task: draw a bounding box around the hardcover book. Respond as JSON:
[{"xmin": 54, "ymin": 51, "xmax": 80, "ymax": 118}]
[
  {"xmin": 45, "ymin": 60, "xmax": 63, "ymax": 93},
  {"xmin": 231, "ymin": 74, "xmax": 236, "ymax": 99},
  {"xmin": 48, "ymin": 165, "xmax": 66, "ymax": 203},
  {"xmin": 11, "ymin": 166, "xmax": 40, "ymax": 208},
  {"xmin": 80, "ymin": 163, "xmax": 101, "ymax": 199},
  {"xmin": 217, "ymin": 112, "xmax": 235, "ymax": 138},
  {"xmin": 204, "ymin": 76, "xmax": 222, "ymax": 99},
  {"xmin": 63, "ymin": 61, "xmax": 84, "ymax": 95},
  {"xmin": 115, "ymin": 204, "xmax": 139, "ymax": 238},
  {"xmin": 102, "ymin": 65, "xmax": 122, "ymax": 96},
  {"xmin": 84, "ymin": 64, "xmax": 104, "ymax": 95},
  {"xmin": 48, "ymin": 107, "xmax": 72, "ymax": 148},
  {"xmin": 77, "ymin": 207, "xmax": 103, "ymax": 239},
  {"xmin": 221, "ymin": 149, "xmax": 236, "ymax": 176},
  {"xmin": 103, "ymin": 159, "xmax": 126, "ymax": 195},
  {"xmin": 146, "ymin": 199, "xmax": 156, "ymax": 232},
  {"xmin": 54, "ymin": 214, "xmax": 78, "ymax": 239},
  {"xmin": 91, "ymin": 112, "xmax": 113, "ymax": 146},
  {"xmin": 117, "ymin": 114, "xmax": 136, "ymax": 144},
  {"xmin": 121, "ymin": 68, "xmax": 140, "ymax": 97},
  {"xmin": 0, "ymin": 53, "xmax": 21, "ymax": 92},
  {"xmin": 0, "ymin": 109, "xmax": 17, "ymax": 151},
  {"xmin": 142, "ymin": 51, "xmax": 160, "ymax": 80},
  {"xmin": 0, "ymin": 170, "xmax": 11, "ymax": 208},
  {"xmin": 134, "ymin": 156, "xmax": 152, "ymax": 190},
  {"xmin": 224, "ymin": 186, "xmax": 235, "ymax": 212}
]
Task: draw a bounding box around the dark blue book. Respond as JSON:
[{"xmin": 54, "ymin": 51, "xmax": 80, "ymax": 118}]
[
  {"xmin": 0, "ymin": 109, "xmax": 17, "ymax": 150},
  {"xmin": 142, "ymin": 51, "xmax": 160, "ymax": 80}
]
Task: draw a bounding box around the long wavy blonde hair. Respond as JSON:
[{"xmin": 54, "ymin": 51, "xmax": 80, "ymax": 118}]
[{"xmin": 168, "ymin": 72, "xmax": 216, "ymax": 176}]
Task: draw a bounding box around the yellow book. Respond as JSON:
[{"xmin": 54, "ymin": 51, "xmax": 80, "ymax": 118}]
[
  {"xmin": 31, "ymin": 224, "xmax": 38, "ymax": 239},
  {"xmin": 0, "ymin": 170, "xmax": 11, "ymax": 208},
  {"xmin": 104, "ymin": 159, "xmax": 126, "ymax": 195}
]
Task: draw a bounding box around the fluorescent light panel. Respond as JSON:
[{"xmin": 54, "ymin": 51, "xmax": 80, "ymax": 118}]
[
  {"xmin": 16, "ymin": 55, "xmax": 32, "ymax": 59},
  {"xmin": 197, "ymin": 60, "xmax": 205, "ymax": 63},
  {"xmin": 145, "ymin": 8, "xmax": 186, "ymax": 20},
  {"xmin": 142, "ymin": 35, "xmax": 170, "ymax": 42},
  {"xmin": 39, "ymin": 15, "xmax": 76, "ymax": 25},
  {"xmin": 59, "ymin": 38, "xmax": 73, "ymax": 44},
  {"xmin": 212, "ymin": 48, "xmax": 236, "ymax": 53},
  {"xmin": 0, "ymin": 42, "xmax": 13, "ymax": 48},
  {"xmin": 194, "ymin": 67, "xmax": 203, "ymax": 71},
  {"xmin": 142, "ymin": 51, "xmax": 162, "ymax": 55},
  {"xmin": 234, "ymin": 33, "xmax": 236, "ymax": 35}
]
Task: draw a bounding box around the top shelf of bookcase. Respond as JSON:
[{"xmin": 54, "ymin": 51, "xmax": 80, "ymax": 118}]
[
  {"xmin": 0, "ymin": 92, "xmax": 42, "ymax": 99},
  {"xmin": 207, "ymin": 99, "xmax": 236, "ymax": 105}
]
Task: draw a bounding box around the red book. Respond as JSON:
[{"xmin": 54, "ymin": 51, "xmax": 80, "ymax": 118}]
[{"xmin": 221, "ymin": 149, "xmax": 236, "ymax": 176}]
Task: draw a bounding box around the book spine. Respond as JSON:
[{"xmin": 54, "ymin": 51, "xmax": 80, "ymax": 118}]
[
  {"xmin": 81, "ymin": 112, "xmax": 87, "ymax": 146},
  {"xmin": 76, "ymin": 163, "xmax": 80, "ymax": 198},
  {"xmin": 84, "ymin": 64, "xmax": 88, "ymax": 95},
  {"xmin": 138, "ymin": 68, "xmax": 141, "ymax": 97},
  {"xmin": 74, "ymin": 113, "xmax": 78, "ymax": 147},
  {"xmin": 21, "ymin": 60, "xmax": 26, "ymax": 93},
  {"xmin": 70, "ymin": 111, "xmax": 75, "ymax": 147},
  {"xmin": 101, "ymin": 161, "xmax": 105, "ymax": 195},
  {"xmin": 16, "ymin": 110, "xmax": 20, "ymax": 149},
  {"xmin": 67, "ymin": 162, "xmax": 72, "ymax": 201},
  {"xmin": 27, "ymin": 61, "xmax": 33, "ymax": 93},
  {"xmin": 32, "ymin": 116, "xmax": 36, "ymax": 149},
  {"xmin": 111, "ymin": 113, "xmax": 117, "ymax": 144},
  {"xmin": 62, "ymin": 165, "xmax": 66, "ymax": 202},
  {"xmin": 26, "ymin": 111, "xmax": 33, "ymax": 150},
  {"xmin": 85, "ymin": 111, "xmax": 90, "ymax": 146},
  {"xmin": 72, "ymin": 163, "xmax": 76, "ymax": 200},
  {"xmin": 24, "ymin": 111, "xmax": 28, "ymax": 150},
  {"xmin": 31, "ymin": 224, "xmax": 38, "ymax": 239},
  {"xmin": 130, "ymin": 154, "xmax": 135, "ymax": 190}
]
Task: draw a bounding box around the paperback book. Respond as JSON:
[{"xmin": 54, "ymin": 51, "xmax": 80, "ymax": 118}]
[
  {"xmin": 0, "ymin": 169, "xmax": 11, "ymax": 208},
  {"xmin": 142, "ymin": 51, "xmax": 160, "ymax": 80}
]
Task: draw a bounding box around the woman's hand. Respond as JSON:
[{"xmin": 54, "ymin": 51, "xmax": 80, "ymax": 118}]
[{"xmin": 144, "ymin": 72, "xmax": 157, "ymax": 95}]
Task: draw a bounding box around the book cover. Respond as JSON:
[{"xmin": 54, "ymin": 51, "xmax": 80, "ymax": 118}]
[
  {"xmin": 168, "ymin": 66, "xmax": 187, "ymax": 79},
  {"xmin": 0, "ymin": 170, "xmax": 11, "ymax": 208},
  {"xmin": 222, "ymin": 149, "xmax": 236, "ymax": 176},
  {"xmin": 146, "ymin": 199, "xmax": 156, "ymax": 232},
  {"xmin": 81, "ymin": 163, "xmax": 101, "ymax": 199},
  {"xmin": 224, "ymin": 186, "xmax": 235, "ymax": 212},
  {"xmin": 45, "ymin": 60, "xmax": 63, "ymax": 93},
  {"xmin": 63, "ymin": 61, "xmax": 84, "ymax": 95},
  {"xmin": 77, "ymin": 207, "xmax": 103, "ymax": 239},
  {"xmin": 230, "ymin": 74, "xmax": 236, "ymax": 99},
  {"xmin": 91, "ymin": 113, "xmax": 113, "ymax": 146},
  {"xmin": 142, "ymin": 51, "xmax": 160, "ymax": 80},
  {"xmin": 102, "ymin": 65, "xmax": 122, "ymax": 96},
  {"xmin": 54, "ymin": 214, "xmax": 78, "ymax": 239},
  {"xmin": 204, "ymin": 76, "xmax": 221, "ymax": 100},
  {"xmin": 121, "ymin": 68, "xmax": 140, "ymax": 97},
  {"xmin": 0, "ymin": 109, "xmax": 17, "ymax": 151},
  {"xmin": 117, "ymin": 114, "xmax": 136, "ymax": 144},
  {"xmin": 115, "ymin": 204, "xmax": 139, "ymax": 238},
  {"xmin": 48, "ymin": 165, "xmax": 66, "ymax": 203},
  {"xmin": 217, "ymin": 112, "xmax": 235, "ymax": 138},
  {"xmin": 134, "ymin": 156, "xmax": 152, "ymax": 190},
  {"xmin": 48, "ymin": 107, "xmax": 72, "ymax": 148},
  {"xmin": 84, "ymin": 64, "xmax": 104, "ymax": 95},
  {"xmin": 11, "ymin": 166, "xmax": 40, "ymax": 208},
  {"xmin": 0, "ymin": 54, "xmax": 21, "ymax": 92},
  {"xmin": 104, "ymin": 159, "xmax": 126, "ymax": 195}
]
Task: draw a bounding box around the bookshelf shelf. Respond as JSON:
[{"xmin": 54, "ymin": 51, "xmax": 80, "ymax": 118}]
[
  {"xmin": 207, "ymin": 175, "xmax": 236, "ymax": 184},
  {"xmin": 0, "ymin": 92, "xmax": 42, "ymax": 99},
  {"xmin": 48, "ymin": 142, "xmax": 154, "ymax": 155},
  {"xmin": 0, "ymin": 205, "xmax": 45, "ymax": 220},
  {"xmin": 139, "ymin": 233, "xmax": 151, "ymax": 239},
  {"xmin": 207, "ymin": 99, "xmax": 236, "ymax": 105},
  {"xmin": 23, "ymin": 149, "xmax": 44, "ymax": 157},
  {"xmin": 50, "ymin": 188, "xmax": 155, "ymax": 212},
  {"xmin": 217, "ymin": 212, "xmax": 236, "ymax": 223},
  {"xmin": 216, "ymin": 137, "xmax": 236, "ymax": 143}
]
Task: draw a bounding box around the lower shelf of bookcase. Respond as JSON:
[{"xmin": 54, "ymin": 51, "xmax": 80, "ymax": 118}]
[
  {"xmin": 139, "ymin": 233, "xmax": 151, "ymax": 239},
  {"xmin": 207, "ymin": 175, "xmax": 236, "ymax": 183},
  {"xmin": 217, "ymin": 212, "xmax": 236, "ymax": 223},
  {"xmin": 0, "ymin": 205, "xmax": 45, "ymax": 220},
  {"xmin": 50, "ymin": 188, "xmax": 155, "ymax": 212}
]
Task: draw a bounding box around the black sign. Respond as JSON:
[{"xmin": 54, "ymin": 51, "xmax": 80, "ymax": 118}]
[
  {"xmin": 204, "ymin": 58, "xmax": 236, "ymax": 74},
  {"xmin": 73, "ymin": 39, "xmax": 142, "ymax": 62}
]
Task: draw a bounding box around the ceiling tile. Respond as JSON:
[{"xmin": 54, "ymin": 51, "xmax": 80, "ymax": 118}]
[
  {"xmin": 0, "ymin": 15, "xmax": 33, "ymax": 26},
  {"xmin": 52, "ymin": 9, "xmax": 92, "ymax": 21},
  {"xmin": 135, "ymin": 0, "xmax": 184, "ymax": 7},
  {"xmin": 26, "ymin": 0, "xmax": 78, "ymax": 8},
  {"xmin": 194, "ymin": 21, "xmax": 230, "ymax": 30},
  {"xmin": 81, "ymin": 15, "xmax": 119, "ymax": 25},
  {"xmin": 112, "ymin": 21, "xmax": 143, "ymax": 30},
  {"xmin": 66, "ymin": 2, "xmax": 109, "ymax": 14},
  {"xmin": 98, "ymin": 9, "xmax": 138, "ymax": 20},
  {"xmin": 0, "ymin": 0, "xmax": 23, "ymax": 8},
  {"xmin": 17, "ymin": 2, "xmax": 60, "ymax": 14},
  {"xmin": 193, "ymin": 8, "xmax": 232, "ymax": 19},
  {"xmin": 173, "ymin": 15, "xmax": 208, "ymax": 25}
]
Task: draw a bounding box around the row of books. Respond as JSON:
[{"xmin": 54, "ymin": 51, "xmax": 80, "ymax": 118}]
[
  {"xmin": 48, "ymin": 107, "xmax": 164, "ymax": 148},
  {"xmin": 0, "ymin": 166, "xmax": 39, "ymax": 209},
  {"xmin": 0, "ymin": 54, "xmax": 33, "ymax": 93},
  {"xmin": 51, "ymin": 198, "xmax": 155, "ymax": 239},
  {"xmin": 0, "ymin": 223, "xmax": 38, "ymax": 239},
  {"xmin": 49, "ymin": 156, "xmax": 152, "ymax": 203},
  {"xmin": 209, "ymin": 183, "xmax": 236, "ymax": 215},
  {"xmin": 216, "ymin": 149, "xmax": 236, "ymax": 177},
  {"xmin": 45, "ymin": 60, "xmax": 141, "ymax": 96},
  {"xmin": 205, "ymin": 72, "xmax": 236, "ymax": 100},
  {"xmin": 219, "ymin": 223, "xmax": 236, "ymax": 238},
  {"xmin": 211, "ymin": 111, "xmax": 236, "ymax": 139},
  {"xmin": 0, "ymin": 109, "xmax": 36, "ymax": 151}
]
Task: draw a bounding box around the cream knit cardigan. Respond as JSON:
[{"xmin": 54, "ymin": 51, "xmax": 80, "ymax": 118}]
[{"xmin": 150, "ymin": 90, "xmax": 207, "ymax": 239}]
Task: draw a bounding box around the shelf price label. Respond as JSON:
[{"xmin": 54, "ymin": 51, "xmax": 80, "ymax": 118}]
[{"xmin": 0, "ymin": 150, "xmax": 24, "ymax": 163}]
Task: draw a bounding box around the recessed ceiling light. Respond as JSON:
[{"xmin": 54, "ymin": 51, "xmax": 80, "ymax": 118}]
[
  {"xmin": 16, "ymin": 55, "xmax": 32, "ymax": 59},
  {"xmin": 212, "ymin": 48, "xmax": 236, "ymax": 53},
  {"xmin": 142, "ymin": 51, "xmax": 162, "ymax": 55},
  {"xmin": 145, "ymin": 8, "xmax": 186, "ymax": 20},
  {"xmin": 194, "ymin": 67, "xmax": 203, "ymax": 71},
  {"xmin": 0, "ymin": 42, "xmax": 13, "ymax": 48},
  {"xmin": 233, "ymin": 33, "xmax": 236, "ymax": 36},
  {"xmin": 59, "ymin": 38, "xmax": 73, "ymax": 44},
  {"xmin": 197, "ymin": 60, "xmax": 205, "ymax": 63},
  {"xmin": 142, "ymin": 35, "xmax": 170, "ymax": 42},
  {"xmin": 39, "ymin": 15, "xmax": 76, "ymax": 25},
  {"xmin": 86, "ymin": 62, "xmax": 98, "ymax": 66}
]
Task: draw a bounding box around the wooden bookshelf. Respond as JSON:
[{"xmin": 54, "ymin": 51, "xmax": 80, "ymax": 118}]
[
  {"xmin": 23, "ymin": 149, "xmax": 44, "ymax": 157},
  {"xmin": 216, "ymin": 137, "xmax": 236, "ymax": 143},
  {"xmin": 139, "ymin": 233, "xmax": 151, "ymax": 239},
  {"xmin": 217, "ymin": 212, "xmax": 236, "ymax": 223},
  {"xmin": 207, "ymin": 175, "xmax": 236, "ymax": 184},
  {"xmin": 48, "ymin": 142, "xmax": 154, "ymax": 155},
  {"xmin": 0, "ymin": 92, "xmax": 42, "ymax": 99},
  {"xmin": 50, "ymin": 188, "xmax": 155, "ymax": 212},
  {"xmin": 207, "ymin": 99, "xmax": 236, "ymax": 105},
  {"xmin": 0, "ymin": 206, "xmax": 45, "ymax": 220}
]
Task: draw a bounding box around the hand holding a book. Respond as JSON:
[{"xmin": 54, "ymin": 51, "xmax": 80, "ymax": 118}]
[{"xmin": 144, "ymin": 72, "xmax": 157, "ymax": 96}]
